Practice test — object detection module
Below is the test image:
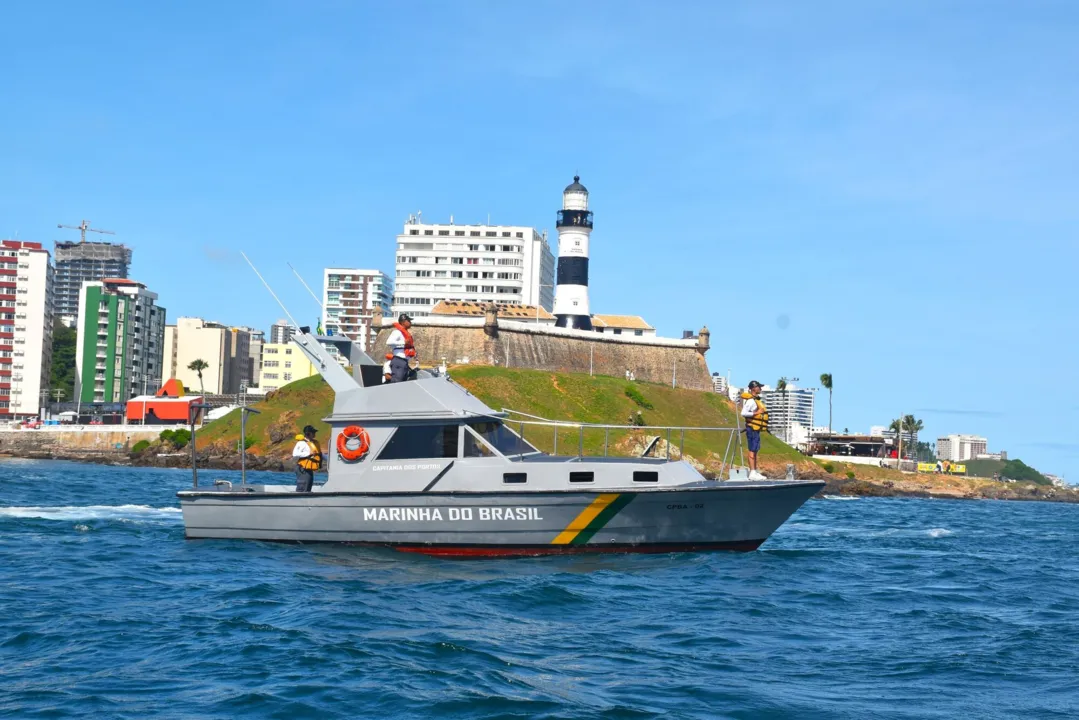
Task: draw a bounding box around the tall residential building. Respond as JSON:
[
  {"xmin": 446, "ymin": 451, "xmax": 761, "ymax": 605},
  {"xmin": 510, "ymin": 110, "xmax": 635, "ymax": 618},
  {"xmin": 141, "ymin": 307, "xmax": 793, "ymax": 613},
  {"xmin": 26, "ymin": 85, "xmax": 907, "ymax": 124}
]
[
  {"xmin": 937, "ymin": 434, "xmax": 988, "ymax": 462},
  {"xmin": 54, "ymin": 240, "xmax": 132, "ymax": 327},
  {"xmin": 761, "ymin": 385, "xmax": 816, "ymax": 446},
  {"xmin": 711, "ymin": 373, "xmax": 728, "ymax": 395},
  {"xmin": 161, "ymin": 318, "xmax": 253, "ymax": 395},
  {"xmin": 392, "ymin": 219, "xmax": 555, "ymax": 319},
  {"xmin": 258, "ymin": 342, "xmax": 319, "ymax": 391},
  {"xmin": 0, "ymin": 241, "xmax": 54, "ymax": 417},
  {"xmin": 74, "ymin": 279, "xmax": 165, "ymax": 403},
  {"xmin": 240, "ymin": 327, "xmax": 265, "ymax": 388},
  {"xmin": 322, "ymin": 268, "xmax": 392, "ymax": 349},
  {"xmin": 269, "ymin": 319, "xmax": 295, "ymax": 345}
]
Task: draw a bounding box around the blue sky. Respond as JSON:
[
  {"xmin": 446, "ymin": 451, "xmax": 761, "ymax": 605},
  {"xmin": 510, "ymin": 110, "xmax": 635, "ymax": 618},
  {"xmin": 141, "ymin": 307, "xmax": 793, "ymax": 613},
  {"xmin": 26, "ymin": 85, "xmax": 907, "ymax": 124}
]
[{"xmin": 2, "ymin": 1, "xmax": 1077, "ymax": 479}]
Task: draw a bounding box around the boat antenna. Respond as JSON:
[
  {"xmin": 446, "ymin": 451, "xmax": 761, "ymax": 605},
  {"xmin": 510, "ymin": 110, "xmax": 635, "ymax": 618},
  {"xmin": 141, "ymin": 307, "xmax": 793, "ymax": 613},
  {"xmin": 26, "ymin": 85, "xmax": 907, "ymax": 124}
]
[
  {"xmin": 240, "ymin": 251, "xmax": 302, "ymax": 330},
  {"xmin": 287, "ymin": 262, "xmax": 324, "ymax": 309}
]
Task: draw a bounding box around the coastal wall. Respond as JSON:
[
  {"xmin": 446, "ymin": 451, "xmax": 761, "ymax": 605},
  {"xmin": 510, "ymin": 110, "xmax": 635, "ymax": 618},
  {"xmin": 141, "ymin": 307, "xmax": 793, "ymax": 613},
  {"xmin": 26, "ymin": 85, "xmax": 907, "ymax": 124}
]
[
  {"xmin": 369, "ymin": 311, "xmax": 715, "ymax": 390},
  {"xmin": 0, "ymin": 428, "xmax": 163, "ymax": 458}
]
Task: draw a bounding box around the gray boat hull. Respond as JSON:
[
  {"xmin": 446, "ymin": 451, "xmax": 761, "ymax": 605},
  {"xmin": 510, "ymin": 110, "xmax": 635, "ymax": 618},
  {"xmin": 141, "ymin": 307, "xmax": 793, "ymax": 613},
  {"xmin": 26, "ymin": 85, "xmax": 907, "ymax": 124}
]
[{"xmin": 178, "ymin": 480, "xmax": 823, "ymax": 556}]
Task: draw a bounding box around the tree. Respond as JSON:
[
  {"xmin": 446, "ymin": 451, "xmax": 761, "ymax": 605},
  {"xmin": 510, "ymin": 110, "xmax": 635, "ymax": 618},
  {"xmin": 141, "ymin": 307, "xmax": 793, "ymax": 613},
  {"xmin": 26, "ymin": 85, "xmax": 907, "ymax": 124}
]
[
  {"xmin": 889, "ymin": 415, "xmax": 925, "ymax": 458},
  {"xmin": 50, "ymin": 320, "xmax": 78, "ymax": 400},
  {"xmin": 776, "ymin": 376, "xmax": 788, "ymax": 392},
  {"xmin": 187, "ymin": 359, "xmax": 209, "ymax": 395},
  {"xmin": 902, "ymin": 415, "xmax": 924, "ymax": 439},
  {"xmin": 999, "ymin": 459, "xmax": 1049, "ymax": 485},
  {"xmin": 819, "ymin": 373, "xmax": 833, "ymax": 433}
]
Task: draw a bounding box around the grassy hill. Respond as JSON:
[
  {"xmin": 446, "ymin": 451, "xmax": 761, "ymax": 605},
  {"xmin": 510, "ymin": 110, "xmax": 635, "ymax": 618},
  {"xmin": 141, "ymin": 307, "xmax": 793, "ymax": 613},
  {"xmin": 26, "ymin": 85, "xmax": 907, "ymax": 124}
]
[
  {"xmin": 196, "ymin": 375, "xmax": 333, "ymax": 456},
  {"xmin": 451, "ymin": 366, "xmax": 801, "ymax": 470},
  {"xmin": 196, "ymin": 366, "xmax": 802, "ymax": 473},
  {"xmin": 963, "ymin": 457, "xmax": 1049, "ymax": 485}
]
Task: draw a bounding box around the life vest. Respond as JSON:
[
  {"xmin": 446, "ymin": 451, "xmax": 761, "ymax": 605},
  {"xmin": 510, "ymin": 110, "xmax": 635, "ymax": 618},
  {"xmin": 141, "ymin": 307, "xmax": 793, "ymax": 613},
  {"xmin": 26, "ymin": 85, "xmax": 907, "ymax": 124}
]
[
  {"xmin": 296, "ymin": 436, "xmax": 323, "ymax": 471},
  {"xmin": 740, "ymin": 392, "xmax": 769, "ymax": 432},
  {"xmin": 393, "ymin": 323, "xmax": 417, "ymax": 358}
]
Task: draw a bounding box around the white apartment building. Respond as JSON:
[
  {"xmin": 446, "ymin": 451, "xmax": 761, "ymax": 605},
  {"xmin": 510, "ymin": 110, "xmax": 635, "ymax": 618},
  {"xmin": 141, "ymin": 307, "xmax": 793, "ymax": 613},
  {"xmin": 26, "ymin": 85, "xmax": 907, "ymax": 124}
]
[
  {"xmin": 937, "ymin": 434, "xmax": 989, "ymax": 462},
  {"xmin": 392, "ymin": 218, "xmax": 555, "ymax": 319},
  {"xmin": 161, "ymin": 318, "xmax": 253, "ymax": 395},
  {"xmin": 322, "ymin": 268, "xmax": 393, "ymax": 350},
  {"xmin": 711, "ymin": 373, "xmax": 728, "ymax": 394},
  {"xmin": 0, "ymin": 241, "xmax": 53, "ymax": 417},
  {"xmin": 761, "ymin": 384, "xmax": 817, "ymax": 446}
]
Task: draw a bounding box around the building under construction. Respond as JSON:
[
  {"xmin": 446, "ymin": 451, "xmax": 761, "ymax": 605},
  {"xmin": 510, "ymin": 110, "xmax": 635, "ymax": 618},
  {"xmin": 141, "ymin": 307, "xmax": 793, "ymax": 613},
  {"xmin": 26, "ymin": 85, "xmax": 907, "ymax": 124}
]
[{"xmin": 54, "ymin": 240, "xmax": 133, "ymax": 326}]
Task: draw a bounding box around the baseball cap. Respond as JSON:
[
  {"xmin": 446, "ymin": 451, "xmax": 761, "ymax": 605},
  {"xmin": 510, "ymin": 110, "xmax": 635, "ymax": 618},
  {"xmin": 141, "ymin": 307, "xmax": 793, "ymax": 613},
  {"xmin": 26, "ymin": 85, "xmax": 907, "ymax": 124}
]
[
  {"xmin": 747, "ymin": 380, "xmax": 763, "ymax": 389},
  {"xmin": 398, "ymin": 313, "xmax": 412, "ymax": 323}
]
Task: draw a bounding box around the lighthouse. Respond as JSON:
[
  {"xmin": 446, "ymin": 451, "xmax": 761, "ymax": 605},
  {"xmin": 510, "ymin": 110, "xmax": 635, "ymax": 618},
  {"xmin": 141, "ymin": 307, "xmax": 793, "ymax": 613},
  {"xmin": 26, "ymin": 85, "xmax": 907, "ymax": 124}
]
[{"xmin": 553, "ymin": 176, "xmax": 594, "ymax": 330}]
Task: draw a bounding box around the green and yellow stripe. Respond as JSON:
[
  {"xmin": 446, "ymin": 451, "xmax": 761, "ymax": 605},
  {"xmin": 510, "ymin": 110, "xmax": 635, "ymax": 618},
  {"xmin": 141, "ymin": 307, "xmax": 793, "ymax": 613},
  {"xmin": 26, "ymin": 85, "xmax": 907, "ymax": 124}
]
[{"xmin": 552, "ymin": 493, "xmax": 635, "ymax": 546}]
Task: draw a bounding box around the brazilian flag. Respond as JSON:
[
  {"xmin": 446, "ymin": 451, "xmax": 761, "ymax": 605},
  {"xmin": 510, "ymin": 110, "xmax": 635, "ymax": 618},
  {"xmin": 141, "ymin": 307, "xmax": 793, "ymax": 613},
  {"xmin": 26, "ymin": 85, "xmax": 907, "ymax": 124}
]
[{"xmin": 316, "ymin": 320, "xmax": 324, "ymax": 335}]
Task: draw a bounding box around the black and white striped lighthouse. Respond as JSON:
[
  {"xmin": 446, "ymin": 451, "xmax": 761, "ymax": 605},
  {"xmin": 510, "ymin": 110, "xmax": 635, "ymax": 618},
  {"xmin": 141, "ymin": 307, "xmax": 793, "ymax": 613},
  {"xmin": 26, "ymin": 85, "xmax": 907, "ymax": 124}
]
[{"xmin": 553, "ymin": 176, "xmax": 594, "ymax": 330}]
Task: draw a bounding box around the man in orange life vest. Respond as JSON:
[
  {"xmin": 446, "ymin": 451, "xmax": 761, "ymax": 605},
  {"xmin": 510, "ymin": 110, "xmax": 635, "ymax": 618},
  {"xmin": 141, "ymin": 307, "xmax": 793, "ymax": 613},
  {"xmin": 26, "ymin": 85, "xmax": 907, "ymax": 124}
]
[
  {"xmin": 292, "ymin": 424, "xmax": 323, "ymax": 493},
  {"xmin": 386, "ymin": 313, "xmax": 417, "ymax": 383}
]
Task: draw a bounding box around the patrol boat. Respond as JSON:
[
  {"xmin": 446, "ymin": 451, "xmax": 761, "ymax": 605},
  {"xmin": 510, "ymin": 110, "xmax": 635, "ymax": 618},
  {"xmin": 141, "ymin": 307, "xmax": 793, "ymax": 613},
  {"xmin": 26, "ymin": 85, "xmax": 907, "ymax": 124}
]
[{"xmin": 177, "ymin": 329, "xmax": 823, "ymax": 556}]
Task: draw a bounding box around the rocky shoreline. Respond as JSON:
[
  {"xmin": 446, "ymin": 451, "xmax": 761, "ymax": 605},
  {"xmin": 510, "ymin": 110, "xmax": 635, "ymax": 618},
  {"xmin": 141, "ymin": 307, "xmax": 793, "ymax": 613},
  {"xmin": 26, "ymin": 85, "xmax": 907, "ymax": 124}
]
[{"xmin": 5, "ymin": 448, "xmax": 1075, "ymax": 504}]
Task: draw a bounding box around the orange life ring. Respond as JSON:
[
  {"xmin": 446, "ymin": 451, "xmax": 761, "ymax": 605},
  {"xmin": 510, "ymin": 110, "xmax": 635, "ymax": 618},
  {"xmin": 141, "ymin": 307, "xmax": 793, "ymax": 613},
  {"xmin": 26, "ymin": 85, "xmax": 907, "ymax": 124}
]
[{"xmin": 336, "ymin": 425, "xmax": 370, "ymax": 462}]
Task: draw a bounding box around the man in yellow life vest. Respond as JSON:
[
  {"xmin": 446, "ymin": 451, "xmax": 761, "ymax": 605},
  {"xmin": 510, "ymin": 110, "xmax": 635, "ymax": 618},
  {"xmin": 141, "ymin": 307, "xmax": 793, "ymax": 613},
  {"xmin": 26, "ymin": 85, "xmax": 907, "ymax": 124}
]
[
  {"xmin": 292, "ymin": 424, "xmax": 323, "ymax": 493},
  {"xmin": 740, "ymin": 380, "xmax": 769, "ymax": 480}
]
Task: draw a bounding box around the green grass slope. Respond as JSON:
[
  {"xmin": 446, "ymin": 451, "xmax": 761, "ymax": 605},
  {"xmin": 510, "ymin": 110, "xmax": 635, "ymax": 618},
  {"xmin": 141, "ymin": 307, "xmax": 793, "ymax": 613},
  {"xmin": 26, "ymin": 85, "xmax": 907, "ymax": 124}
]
[
  {"xmin": 196, "ymin": 375, "xmax": 333, "ymax": 456},
  {"xmin": 196, "ymin": 367, "xmax": 802, "ymax": 472},
  {"xmin": 450, "ymin": 366, "xmax": 801, "ymax": 468}
]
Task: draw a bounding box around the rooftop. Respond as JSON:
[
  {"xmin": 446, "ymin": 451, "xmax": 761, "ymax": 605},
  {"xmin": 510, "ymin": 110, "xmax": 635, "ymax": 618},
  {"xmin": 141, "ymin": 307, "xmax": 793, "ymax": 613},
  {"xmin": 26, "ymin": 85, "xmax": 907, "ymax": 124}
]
[
  {"xmin": 431, "ymin": 300, "xmax": 554, "ymax": 320},
  {"xmin": 564, "ymin": 175, "xmax": 588, "ymax": 193},
  {"xmin": 592, "ymin": 314, "xmax": 653, "ymax": 330}
]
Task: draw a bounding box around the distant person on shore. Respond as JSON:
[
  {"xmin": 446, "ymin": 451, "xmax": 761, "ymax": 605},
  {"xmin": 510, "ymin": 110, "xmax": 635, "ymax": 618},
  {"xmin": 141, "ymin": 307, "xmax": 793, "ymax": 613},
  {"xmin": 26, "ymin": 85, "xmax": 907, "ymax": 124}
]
[
  {"xmin": 740, "ymin": 380, "xmax": 768, "ymax": 480},
  {"xmin": 386, "ymin": 313, "xmax": 416, "ymax": 383},
  {"xmin": 292, "ymin": 424, "xmax": 323, "ymax": 493}
]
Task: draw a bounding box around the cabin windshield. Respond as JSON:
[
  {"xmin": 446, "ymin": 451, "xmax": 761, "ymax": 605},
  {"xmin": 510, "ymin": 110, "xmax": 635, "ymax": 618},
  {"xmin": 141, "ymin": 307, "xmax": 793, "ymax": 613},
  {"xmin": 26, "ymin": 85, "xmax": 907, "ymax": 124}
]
[
  {"xmin": 466, "ymin": 421, "xmax": 538, "ymax": 457},
  {"xmin": 378, "ymin": 424, "xmax": 459, "ymax": 460}
]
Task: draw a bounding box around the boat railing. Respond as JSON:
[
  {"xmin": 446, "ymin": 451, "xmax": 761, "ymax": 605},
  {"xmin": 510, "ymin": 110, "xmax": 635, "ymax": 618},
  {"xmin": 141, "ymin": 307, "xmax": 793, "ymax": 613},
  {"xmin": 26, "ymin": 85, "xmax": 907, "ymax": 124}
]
[{"xmin": 500, "ymin": 408, "xmax": 745, "ymax": 476}]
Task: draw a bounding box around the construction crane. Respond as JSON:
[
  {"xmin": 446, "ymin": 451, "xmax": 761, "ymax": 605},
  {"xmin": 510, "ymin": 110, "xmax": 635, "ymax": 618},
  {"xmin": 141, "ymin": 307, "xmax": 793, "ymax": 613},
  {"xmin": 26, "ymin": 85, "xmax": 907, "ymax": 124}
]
[{"xmin": 57, "ymin": 220, "xmax": 116, "ymax": 244}]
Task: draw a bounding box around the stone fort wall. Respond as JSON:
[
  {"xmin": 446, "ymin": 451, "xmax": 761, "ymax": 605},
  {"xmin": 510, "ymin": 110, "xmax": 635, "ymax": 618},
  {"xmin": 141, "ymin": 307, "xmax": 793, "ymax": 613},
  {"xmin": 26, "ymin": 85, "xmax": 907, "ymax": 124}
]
[{"xmin": 370, "ymin": 311, "xmax": 714, "ymax": 390}]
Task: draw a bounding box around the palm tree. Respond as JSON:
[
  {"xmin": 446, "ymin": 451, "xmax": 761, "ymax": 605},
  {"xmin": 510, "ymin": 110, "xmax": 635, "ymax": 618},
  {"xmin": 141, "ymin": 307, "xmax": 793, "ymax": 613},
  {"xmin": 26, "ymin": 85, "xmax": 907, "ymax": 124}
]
[
  {"xmin": 902, "ymin": 414, "xmax": 924, "ymax": 444},
  {"xmin": 187, "ymin": 359, "xmax": 209, "ymax": 395},
  {"xmin": 776, "ymin": 376, "xmax": 788, "ymax": 392},
  {"xmin": 890, "ymin": 415, "xmax": 924, "ymax": 458},
  {"xmin": 819, "ymin": 373, "xmax": 833, "ymax": 432}
]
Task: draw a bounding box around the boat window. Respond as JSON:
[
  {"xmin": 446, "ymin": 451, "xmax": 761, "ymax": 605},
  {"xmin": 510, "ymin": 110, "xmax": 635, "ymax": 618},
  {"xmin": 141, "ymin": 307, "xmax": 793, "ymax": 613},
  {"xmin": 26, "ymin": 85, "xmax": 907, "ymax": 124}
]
[
  {"xmin": 465, "ymin": 421, "xmax": 537, "ymax": 457},
  {"xmin": 633, "ymin": 471, "xmax": 659, "ymax": 483},
  {"xmin": 503, "ymin": 473, "xmax": 527, "ymax": 484},
  {"xmin": 570, "ymin": 471, "xmax": 594, "ymax": 483},
  {"xmin": 378, "ymin": 424, "xmax": 459, "ymax": 460}
]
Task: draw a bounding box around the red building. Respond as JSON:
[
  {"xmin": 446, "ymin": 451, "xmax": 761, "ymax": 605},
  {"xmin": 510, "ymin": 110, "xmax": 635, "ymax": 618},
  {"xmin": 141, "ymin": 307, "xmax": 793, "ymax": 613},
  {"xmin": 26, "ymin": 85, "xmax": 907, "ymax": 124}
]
[{"xmin": 125, "ymin": 379, "xmax": 205, "ymax": 424}]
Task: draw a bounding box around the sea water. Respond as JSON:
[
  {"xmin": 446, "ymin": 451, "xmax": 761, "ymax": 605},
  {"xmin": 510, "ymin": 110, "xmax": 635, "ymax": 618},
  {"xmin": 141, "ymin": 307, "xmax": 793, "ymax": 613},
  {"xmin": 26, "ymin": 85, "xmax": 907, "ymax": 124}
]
[{"xmin": 1, "ymin": 460, "xmax": 1077, "ymax": 719}]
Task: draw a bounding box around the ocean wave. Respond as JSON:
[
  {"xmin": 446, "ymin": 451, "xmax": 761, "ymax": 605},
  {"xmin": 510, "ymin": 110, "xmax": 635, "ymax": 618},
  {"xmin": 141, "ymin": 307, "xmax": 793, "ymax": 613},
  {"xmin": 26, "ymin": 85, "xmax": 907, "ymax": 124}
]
[
  {"xmin": 926, "ymin": 528, "xmax": 954, "ymax": 538},
  {"xmin": 0, "ymin": 505, "xmax": 182, "ymax": 522},
  {"xmin": 822, "ymin": 495, "xmax": 860, "ymax": 501}
]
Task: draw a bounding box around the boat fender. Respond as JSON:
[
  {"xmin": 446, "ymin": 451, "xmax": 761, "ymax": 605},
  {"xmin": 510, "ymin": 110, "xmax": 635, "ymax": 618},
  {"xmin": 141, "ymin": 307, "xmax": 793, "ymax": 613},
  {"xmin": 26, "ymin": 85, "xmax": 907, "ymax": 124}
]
[{"xmin": 337, "ymin": 425, "xmax": 370, "ymax": 462}]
